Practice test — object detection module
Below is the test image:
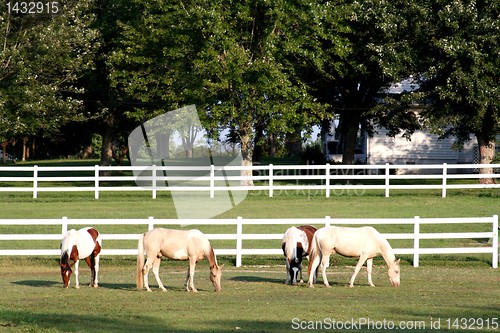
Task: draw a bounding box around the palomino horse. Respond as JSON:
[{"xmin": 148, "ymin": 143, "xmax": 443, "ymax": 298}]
[
  {"xmin": 281, "ymin": 225, "xmax": 317, "ymax": 285},
  {"xmin": 137, "ymin": 228, "xmax": 222, "ymax": 292},
  {"xmin": 308, "ymin": 226, "xmax": 400, "ymax": 288},
  {"xmin": 60, "ymin": 227, "xmax": 102, "ymax": 288}
]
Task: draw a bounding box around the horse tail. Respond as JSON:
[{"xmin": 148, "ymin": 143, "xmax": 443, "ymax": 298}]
[
  {"xmin": 284, "ymin": 233, "xmax": 297, "ymax": 262},
  {"xmin": 307, "ymin": 230, "xmax": 320, "ymax": 277},
  {"xmin": 136, "ymin": 233, "xmax": 145, "ymax": 289}
]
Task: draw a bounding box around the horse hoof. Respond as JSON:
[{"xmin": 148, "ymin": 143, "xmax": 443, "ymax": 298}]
[
  {"xmin": 308, "ymin": 285, "xmax": 314, "ymax": 288},
  {"xmin": 75, "ymin": 285, "xmax": 80, "ymax": 289},
  {"xmin": 146, "ymin": 289, "xmax": 152, "ymax": 292}
]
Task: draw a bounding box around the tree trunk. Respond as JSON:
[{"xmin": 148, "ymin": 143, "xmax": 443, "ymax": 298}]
[
  {"xmin": 100, "ymin": 125, "xmax": 114, "ymax": 176},
  {"xmin": 476, "ymin": 134, "xmax": 496, "ymax": 184},
  {"xmin": 1, "ymin": 142, "xmax": 8, "ymax": 163},
  {"xmin": 82, "ymin": 145, "xmax": 93, "ymax": 159},
  {"xmin": 339, "ymin": 112, "xmax": 361, "ymax": 165},
  {"xmin": 239, "ymin": 123, "xmax": 254, "ymax": 186},
  {"xmin": 285, "ymin": 129, "xmax": 302, "ymax": 158},
  {"xmin": 22, "ymin": 137, "xmax": 29, "ymax": 161}
]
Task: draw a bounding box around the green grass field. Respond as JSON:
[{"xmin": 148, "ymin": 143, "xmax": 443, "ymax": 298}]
[
  {"xmin": 0, "ymin": 259, "xmax": 498, "ymax": 333},
  {"xmin": 0, "ymin": 162, "xmax": 499, "ymax": 332}
]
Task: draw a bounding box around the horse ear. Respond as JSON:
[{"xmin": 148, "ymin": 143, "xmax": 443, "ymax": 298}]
[{"xmin": 396, "ymin": 259, "xmax": 401, "ymax": 265}]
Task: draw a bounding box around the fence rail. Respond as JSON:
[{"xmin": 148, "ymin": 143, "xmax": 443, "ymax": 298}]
[
  {"xmin": 0, "ymin": 216, "xmax": 497, "ymax": 268},
  {"xmin": 0, "ymin": 163, "xmax": 499, "ymax": 198}
]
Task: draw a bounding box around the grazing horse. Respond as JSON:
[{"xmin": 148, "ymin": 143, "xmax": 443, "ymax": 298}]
[
  {"xmin": 60, "ymin": 227, "xmax": 102, "ymax": 288},
  {"xmin": 137, "ymin": 228, "xmax": 222, "ymax": 292},
  {"xmin": 308, "ymin": 226, "xmax": 400, "ymax": 288},
  {"xmin": 281, "ymin": 225, "xmax": 317, "ymax": 285}
]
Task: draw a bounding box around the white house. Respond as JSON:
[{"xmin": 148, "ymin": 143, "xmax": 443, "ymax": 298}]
[{"xmin": 324, "ymin": 79, "xmax": 496, "ymax": 169}]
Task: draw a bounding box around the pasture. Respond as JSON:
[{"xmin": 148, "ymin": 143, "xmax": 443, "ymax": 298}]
[
  {"xmin": 0, "ymin": 259, "xmax": 498, "ymax": 332},
  {"xmin": 0, "ymin": 184, "xmax": 499, "ymax": 332}
]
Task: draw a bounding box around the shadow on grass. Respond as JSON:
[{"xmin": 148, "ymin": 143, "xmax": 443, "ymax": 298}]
[
  {"xmin": 0, "ymin": 308, "xmax": 294, "ymax": 333},
  {"xmin": 229, "ymin": 275, "xmax": 284, "ymax": 284},
  {"xmin": 12, "ymin": 280, "xmax": 59, "ymax": 287}
]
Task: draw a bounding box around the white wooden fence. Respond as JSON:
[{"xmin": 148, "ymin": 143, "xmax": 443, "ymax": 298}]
[
  {"xmin": 0, "ymin": 163, "xmax": 499, "ymax": 198},
  {"xmin": 0, "ymin": 215, "xmax": 497, "ymax": 268}
]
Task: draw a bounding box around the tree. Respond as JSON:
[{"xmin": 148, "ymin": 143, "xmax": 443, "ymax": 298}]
[
  {"xmin": 0, "ymin": 1, "xmax": 98, "ymax": 161},
  {"xmin": 110, "ymin": 0, "xmax": 333, "ymax": 185},
  {"xmin": 80, "ymin": 0, "xmax": 143, "ymax": 167},
  {"xmin": 328, "ymin": 0, "xmax": 422, "ymax": 164},
  {"xmin": 414, "ymin": 0, "xmax": 499, "ymax": 183}
]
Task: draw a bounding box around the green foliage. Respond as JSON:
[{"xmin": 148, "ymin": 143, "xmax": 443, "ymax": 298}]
[
  {"xmin": 0, "ymin": 1, "xmax": 99, "ymax": 142},
  {"xmin": 414, "ymin": 0, "xmax": 499, "ymax": 146}
]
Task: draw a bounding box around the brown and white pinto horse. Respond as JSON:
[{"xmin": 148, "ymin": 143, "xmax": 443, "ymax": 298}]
[
  {"xmin": 308, "ymin": 226, "xmax": 400, "ymax": 288},
  {"xmin": 60, "ymin": 227, "xmax": 102, "ymax": 288},
  {"xmin": 137, "ymin": 228, "xmax": 222, "ymax": 292},
  {"xmin": 281, "ymin": 225, "xmax": 317, "ymax": 285}
]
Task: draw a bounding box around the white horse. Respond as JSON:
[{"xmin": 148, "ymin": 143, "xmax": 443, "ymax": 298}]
[
  {"xmin": 137, "ymin": 228, "xmax": 222, "ymax": 292},
  {"xmin": 308, "ymin": 226, "xmax": 400, "ymax": 288},
  {"xmin": 60, "ymin": 227, "xmax": 102, "ymax": 288}
]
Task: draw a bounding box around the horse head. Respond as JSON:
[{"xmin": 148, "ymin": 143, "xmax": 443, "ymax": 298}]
[
  {"xmin": 387, "ymin": 258, "xmax": 401, "ymax": 287},
  {"xmin": 60, "ymin": 255, "xmax": 73, "ymax": 288},
  {"xmin": 209, "ymin": 264, "xmax": 222, "ymax": 292},
  {"xmin": 287, "ymin": 258, "xmax": 301, "ymax": 285}
]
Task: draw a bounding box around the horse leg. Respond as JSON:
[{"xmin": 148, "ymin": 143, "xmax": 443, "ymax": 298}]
[
  {"xmin": 298, "ymin": 262, "xmax": 304, "ymax": 284},
  {"xmin": 308, "ymin": 253, "xmax": 321, "ymax": 288},
  {"xmin": 141, "ymin": 257, "xmax": 156, "ymax": 292},
  {"xmin": 366, "ymin": 258, "xmax": 375, "ymax": 287},
  {"xmin": 84, "ymin": 256, "xmax": 95, "ymax": 287},
  {"xmin": 151, "ymin": 257, "xmax": 167, "ymax": 291},
  {"xmin": 320, "ymin": 253, "xmax": 331, "ymax": 288},
  {"xmin": 184, "ymin": 258, "xmax": 198, "ymax": 292},
  {"xmin": 284, "ymin": 259, "xmax": 291, "ymax": 285},
  {"xmin": 94, "ymin": 254, "xmax": 100, "ymax": 288},
  {"xmin": 74, "ymin": 260, "xmax": 80, "ymax": 289},
  {"xmin": 349, "ymin": 255, "xmax": 368, "ymax": 288}
]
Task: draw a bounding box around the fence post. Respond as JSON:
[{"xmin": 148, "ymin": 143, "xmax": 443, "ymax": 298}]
[
  {"xmin": 33, "ymin": 165, "xmax": 38, "ymax": 199},
  {"xmin": 210, "ymin": 165, "xmax": 215, "ymax": 199},
  {"xmin": 492, "ymin": 215, "xmax": 498, "ymax": 269},
  {"xmin": 61, "ymin": 216, "xmax": 68, "ymax": 235},
  {"xmin": 413, "ymin": 216, "xmax": 420, "ymax": 267},
  {"xmin": 325, "ymin": 163, "xmax": 331, "ymax": 198},
  {"xmin": 152, "ymin": 165, "xmax": 157, "ymax": 199},
  {"xmin": 385, "ymin": 163, "xmax": 390, "ymax": 198},
  {"xmin": 269, "ymin": 164, "xmax": 273, "ymax": 198},
  {"xmin": 442, "ymin": 163, "xmax": 447, "ymax": 198},
  {"xmin": 148, "ymin": 216, "xmax": 155, "ymax": 231},
  {"xmin": 236, "ymin": 216, "xmax": 243, "ymax": 267},
  {"xmin": 325, "ymin": 215, "xmax": 331, "ymax": 228},
  {"xmin": 94, "ymin": 165, "xmax": 100, "ymax": 199}
]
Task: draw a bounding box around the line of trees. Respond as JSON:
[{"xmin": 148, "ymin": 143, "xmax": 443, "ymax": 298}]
[{"xmin": 1, "ymin": 0, "xmax": 498, "ymax": 181}]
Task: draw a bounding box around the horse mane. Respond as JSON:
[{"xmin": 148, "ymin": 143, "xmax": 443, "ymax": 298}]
[
  {"xmin": 60, "ymin": 251, "xmax": 70, "ymax": 266},
  {"xmin": 206, "ymin": 243, "xmax": 218, "ymax": 268},
  {"xmin": 378, "ymin": 236, "xmax": 397, "ymax": 265}
]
